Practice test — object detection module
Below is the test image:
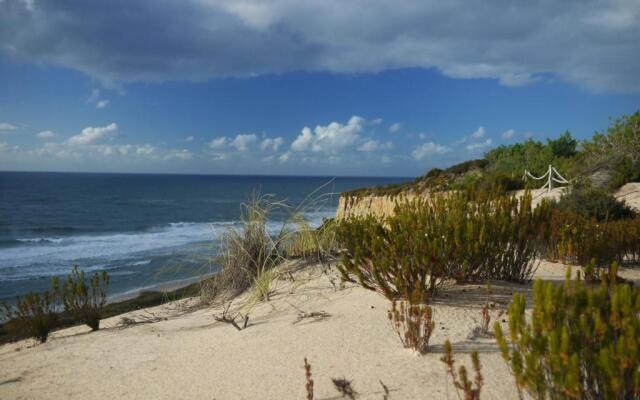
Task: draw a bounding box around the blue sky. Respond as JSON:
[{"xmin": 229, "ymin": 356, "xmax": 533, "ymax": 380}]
[{"xmin": 1, "ymin": 0, "xmax": 639, "ymax": 177}]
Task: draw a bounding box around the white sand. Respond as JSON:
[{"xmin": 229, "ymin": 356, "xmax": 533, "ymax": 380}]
[{"xmin": 1, "ymin": 261, "xmax": 639, "ymax": 400}]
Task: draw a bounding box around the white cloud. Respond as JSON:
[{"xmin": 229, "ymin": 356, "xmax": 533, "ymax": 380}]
[
  {"xmin": 67, "ymin": 123, "xmax": 118, "ymax": 146},
  {"xmin": 0, "ymin": 122, "xmax": 17, "ymax": 132},
  {"xmin": 389, "ymin": 122, "xmax": 402, "ymax": 133},
  {"xmin": 412, "ymin": 142, "xmax": 450, "ymax": 160},
  {"xmin": 37, "ymin": 130, "xmax": 56, "ymax": 139},
  {"xmin": 279, "ymin": 151, "xmax": 291, "ymax": 162},
  {"xmin": 260, "ymin": 137, "xmax": 284, "ymax": 151},
  {"xmin": 357, "ymin": 139, "xmax": 393, "ymax": 152},
  {"xmin": 471, "ymin": 126, "xmax": 485, "ymax": 139},
  {"xmin": 291, "ymin": 116, "xmax": 364, "ymax": 154},
  {"xmin": 184, "ymin": 135, "xmax": 195, "ymax": 142},
  {"xmin": 209, "ymin": 137, "xmax": 229, "ymax": 149},
  {"xmin": 501, "ymin": 129, "xmax": 515, "ymax": 139},
  {"xmin": 466, "ymin": 138, "xmax": 493, "ymax": 152},
  {"xmin": 164, "ymin": 149, "xmax": 192, "ymax": 160},
  {"xmin": 88, "ymin": 88, "xmax": 101, "ymax": 103},
  {"xmin": 96, "ymin": 99, "xmax": 110, "ymax": 109},
  {"xmin": 371, "ymin": 118, "xmax": 383, "ymax": 125},
  {"xmin": 231, "ymin": 134, "xmax": 258, "ymax": 151},
  {"xmin": 135, "ymin": 144, "xmax": 156, "ymax": 156}
]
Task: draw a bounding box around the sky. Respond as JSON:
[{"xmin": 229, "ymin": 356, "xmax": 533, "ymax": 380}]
[{"xmin": 0, "ymin": 0, "xmax": 639, "ymax": 177}]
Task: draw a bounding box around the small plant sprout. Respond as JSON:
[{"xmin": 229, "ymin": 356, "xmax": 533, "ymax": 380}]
[
  {"xmin": 441, "ymin": 340, "xmax": 483, "ymax": 400},
  {"xmin": 304, "ymin": 358, "xmax": 314, "ymax": 400},
  {"xmin": 481, "ymin": 283, "xmax": 492, "ymax": 335},
  {"xmin": 388, "ymin": 299, "xmax": 435, "ymax": 354}
]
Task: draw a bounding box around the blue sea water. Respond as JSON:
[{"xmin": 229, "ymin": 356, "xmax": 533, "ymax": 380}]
[{"xmin": 0, "ymin": 172, "xmax": 407, "ymax": 303}]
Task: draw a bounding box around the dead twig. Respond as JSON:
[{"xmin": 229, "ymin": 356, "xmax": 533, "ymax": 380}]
[
  {"xmin": 293, "ymin": 310, "xmax": 331, "ymax": 325},
  {"xmin": 115, "ymin": 311, "xmax": 167, "ymax": 329},
  {"xmin": 213, "ymin": 302, "xmax": 250, "ymax": 331}
]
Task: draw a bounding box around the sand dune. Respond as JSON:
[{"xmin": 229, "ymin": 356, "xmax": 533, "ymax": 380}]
[{"xmin": 1, "ymin": 261, "xmax": 639, "ymax": 400}]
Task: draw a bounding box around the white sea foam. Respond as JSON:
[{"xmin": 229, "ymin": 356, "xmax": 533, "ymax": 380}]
[
  {"xmin": 16, "ymin": 237, "xmax": 63, "ymax": 244},
  {"xmin": 0, "ymin": 210, "xmax": 333, "ymax": 281}
]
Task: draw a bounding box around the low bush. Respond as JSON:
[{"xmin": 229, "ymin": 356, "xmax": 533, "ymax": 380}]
[
  {"xmin": 495, "ymin": 269, "xmax": 640, "ymax": 399},
  {"xmin": 62, "ymin": 266, "xmax": 110, "ymax": 331},
  {"xmin": 388, "ymin": 300, "xmax": 435, "ymax": 354},
  {"xmin": 337, "ymin": 191, "xmax": 549, "ymax": 300},
  {"xmin": 545, "ymin": 209, "xmax": 640, "ymax": 266},
  {"xmin": 552, "ymin": 185, "xmax": 636, "ymax": 222},
  {"xmin": 1, "ymin": 278, "xmax": 61, "ymax": 343}
]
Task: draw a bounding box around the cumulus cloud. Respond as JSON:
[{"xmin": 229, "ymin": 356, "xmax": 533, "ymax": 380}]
[
  {"xmin": 67, "ymin": 123, "xmax": 118, "ymax": 146},
  {"xmin": 0, "ymin": 122, "xmax": 17, "ymax": 132},
  {"xmin": 279, "ymin": 151, "xmax": 291, "ymax": 162},
  {"xmin": 260, "ymin": 137, "xmax": 284, "ymax": 151},
  {"xmin": 164, "ymin": 149, "xmax": 192, "ymax": 160},
  {"xmin": 471, "ymin": 126, "xmax": 485, "ymax": 139},
  {"xmin": 502, "ymin": 129, "xmax": 515, "ymax": 139},
  {"xmin": 87, "ymin": 88, "xmax": 109, "ymax": 108},
  {"xmin": 209, "ymin": 137, "xmax": 229, "ymax": 149},
  {"xmin": 291, "ymin": 116, "xmax": 364, "ymax": 153},
  {"xmin": 389, "ymin": 122, "xmax": 402, "ymax": 133},
  {"xmin": 466, "ymin": 138, "xmax": 493, "ymax": 152},
  {"xmin": 230, "ymin": 134, "xmax": 257, "ymax": 151},
  {"xmin": 412, "ymin": 142, "xmax": 450, "ymax": 160},
  {"xmin": 357, "ymin": 139, "xmax": 393, "ymax": 152},
  {"xmin": 36, "ymin": 130, "xmax": 56, "ymax": 139},
  {"xmin": 1, "ymin": 0, "xmax": 637, "ymax": 92},
  {"xmin": 96, "ymin": 100, "xmax": 110, "ymax": 109},
  {"xmin": 209, "ymin": 133, "xmax": 280, "ymax": 154}
]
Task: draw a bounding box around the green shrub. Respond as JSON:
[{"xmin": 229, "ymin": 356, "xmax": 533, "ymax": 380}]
[
  {"xmin": 495, "ymin": 269, "xmax": 640, "ymax": 399},
  {"xmin": 545, "ymin": 210, "xmax": 640, "ymax": 266},
  {"xmin": 337, "ymin": 192, "xmax": 549, "ymax": 300},
  {"xmin": 62, "ymin": 266, "xmax": 110, "ymax": 331},
  {"xmin": 581, "ymin": 110, "xmax": 640, "ymax": 189},
  {"xmin": 553, "ymin": 185, "xmax": 636, "ymax": 222},
  {"xmin": 1, "ymin": 278, "xmax": 61, "ymax": 343}
]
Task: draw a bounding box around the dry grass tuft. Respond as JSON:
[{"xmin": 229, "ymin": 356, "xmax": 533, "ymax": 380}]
[
  {"xmin": 441, "ymin": 340, "xmax": 483, "ymax": 400},
  {"xmin": 388, "ymin": 300, "xmax": 435, "ymax": 354}
]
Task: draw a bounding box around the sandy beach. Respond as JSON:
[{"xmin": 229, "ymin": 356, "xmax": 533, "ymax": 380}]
[{"xmin": 1, "ymin": 260, "xmax": 638, "ymax": 400}]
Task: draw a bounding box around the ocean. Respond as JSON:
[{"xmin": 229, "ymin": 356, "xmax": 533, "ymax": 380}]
[{"xmin": 0, "ymin": 172, "xmax": 407, "ymax": 303}]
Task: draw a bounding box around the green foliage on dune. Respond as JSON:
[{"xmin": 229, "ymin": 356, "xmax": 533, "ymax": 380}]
[
  {"xmin": 336, "ymin": 191, "xmax": 549, "ymax": 301},
  {"xmin": 1, "ymin": 278, "xmax": 61, "ymax": 343},
  {"xmin": 344, "ymin": 110, "xmax": 640, "ymax": 197},
  {"xmin": 495, "ymin": 269, "xmax": 640, "ymax": 399},
  {"xmin": 62, "ymin": 267, "xmax": 110, "ymax": 331}
]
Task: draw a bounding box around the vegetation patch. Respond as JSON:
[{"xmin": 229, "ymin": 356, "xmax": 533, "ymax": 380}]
[{"xmin": 495, "ymin": 268, "xmax": 640, "ymax": 399}]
